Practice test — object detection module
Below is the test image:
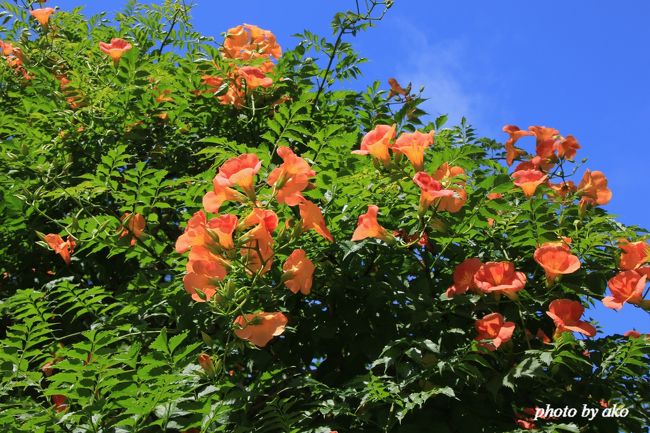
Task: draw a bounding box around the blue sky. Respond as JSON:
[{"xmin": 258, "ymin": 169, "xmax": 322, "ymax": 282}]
[{"xmin": 52, "ymin": 0, "xmax": 650, "ymax": 334}]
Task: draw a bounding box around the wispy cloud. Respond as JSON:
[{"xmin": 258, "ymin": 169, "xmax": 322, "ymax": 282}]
[{"xmin": 389, "ymin": 19, "xmax": 488, "ymax": 131}]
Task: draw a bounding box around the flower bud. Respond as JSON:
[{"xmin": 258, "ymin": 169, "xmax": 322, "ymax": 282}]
[{"xmin": 198, "ymin": 353, "xmax": 216, "ymax": 377}]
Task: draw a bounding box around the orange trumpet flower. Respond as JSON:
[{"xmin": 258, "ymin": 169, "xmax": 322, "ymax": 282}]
[
  {"xmin": 44, "ymin": 234, "xmax": 75, "ymax": 265},
  {"xmin": 352, "ymin": 124, "xmax": 396, "ymax": 167},
  {"xmin": 473, "ymin": 261, "xmax": 526, "ymax": 300},
  {"xmin": 533, "ymin": 242, "xmax": 580, "ymax": 284},
  {"xmin": 351, "ymin": 205, "xmax": 392, "ymax": 242},
  {"xmin": 474, "ymin": 312, "xmax": 515, "ymax": 351},
  {"xmin": 30, "ymin": 8, "xmax": 55, "ymax": 27},
  {"xmin": 282, "ymin": 249, "xmax": 315, "ymax": 295},
  {"xmin": 603, "ymin": 270, "xmax": 649, "ymax": 310},
  {"xmin": 413, "ymin": 172, "xmax": 456, "ymax": 212},
  {"xmin": 392, "ymin": 130, "xmax": 434, "ymax": 171},
  {"xmin": 512, "ymin": 169, "xmax": 547, "ymax": 197},
  {"xmin": 618, "ymin": 240, "xmax": 650, "ymax": 270},
  {"xmin": 502, "ymin": 125, "xmax": 532, "ymax": 166},
  {"xmin": 577, "ymin": 169, "xmax": 612, "ymax": 209},
  {"xmin": 119, "ymin": 212, "xmax": 146, "ymax": 246},
  {"xmin": 234, "ymin": 312, "xmax": 288, "ymax": 347},
  {"xmin": 546, "ymin": 299, "xmax": 596, "ymax": 338},
  {"xmin": 267, "ymin": 147, "xmax": 316, "ymax": 206},
  {"xmin": 298, "ymin": 200, "xmax": 334, "ymax": 242},
  {"xmin": 528, "ymin": 125, "xmax": 559, "ymax": 159},
  {"xmin": 99, "ymin": 38, "xmax": 133, "ymax": 65},
  {"xmin": 446, "ymin": 258, "xmax": 483, "ymax": 297}
]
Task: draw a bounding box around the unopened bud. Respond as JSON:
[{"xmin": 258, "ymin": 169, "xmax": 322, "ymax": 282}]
[{"xmin": 198, "ymin": 353, "xmax": 216, "ymax": 377}]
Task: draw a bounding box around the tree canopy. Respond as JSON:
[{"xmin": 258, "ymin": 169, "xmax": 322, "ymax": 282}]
[{"xmin": 0, "ymin": 1, "xmax": 648, "ymax": 432}]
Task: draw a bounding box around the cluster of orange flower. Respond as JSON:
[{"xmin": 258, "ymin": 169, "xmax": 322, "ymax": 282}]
[
  {"xmin": 200, "ymin": 24, "xmax": 281, "ymax": 107},
  {"xmin": 604, "ymin": 240, "xmax": 650, "ymax": 311},
  {"xmin": 441, "ymin": 243, "xmax": 594, "ymax": 349},
  {"xmin": 175, "ymin": 147, "xmax": 333, "ymax": 347},
  {"xmin": 43, "ymin": 211, "xmax": 144, "ymax": 265},
  {"xmin": 349, "ymin": 124, "xmax": 468, "ymax": 244},
  {"xmin": 1, "ymin": 6, "xmax": 55, "ymax": 78},
  {"xmin": 504, "ymin": 125, "xmax": 612, "ymax": 208},
  {"xmin": 30, "ymin": 13, "xmax": 646, "ymax": 367},
  {"xmin": 0, "ymin": 39, "xmax": 30, "ymax": 80},
  {"xmin": 347, "ymin": 116, "xmax": 649, "ymax": 351}
]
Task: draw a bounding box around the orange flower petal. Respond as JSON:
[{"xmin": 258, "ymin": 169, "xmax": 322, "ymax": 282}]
[
  {"xmin": 392, "ymin": 130, "xmax": 434, "ymax": 171},
  {"xmin": 534, "ymin": 242, "xmax": 580, "ymax": 283},
  {"xmin": 352, "ymin": 124, "xmax": 396, "ymax": 166},
  {"xmin": 283, "ymin": 249, "xmax": 315, "ymax": 295},
  {"xmin": 475, "ymin": 312, "xmax": 515, "ymax": 351},
  {"xmin": 233, "ymin": 312, "xmax": 288, "ymax": 347},
  {"xmin": 547, "ymin": 299, "xmax": 596, "ymax": 337},
  {"xmin": 351, "ymin": 205, "xmax": 392, "ymax": 242},
  {"xmin": 299, "ymin": 200, "xmax": 334, "ymax": 242},
  {"xmin": 512, "ymin": 169, "xmax": 547, "ymax": 197},
  {"xmin": 30, "ymin": 8, "xmax": 55, "ymax": 27}
]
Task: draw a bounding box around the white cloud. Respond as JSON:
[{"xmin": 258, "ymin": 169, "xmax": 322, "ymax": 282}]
[{"xmin": 390, "ymin": 19, "xmax": 486, "ymax": 130}]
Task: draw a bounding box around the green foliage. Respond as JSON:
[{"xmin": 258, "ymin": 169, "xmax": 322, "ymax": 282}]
[{"xmin": 0, "ymin": 1, "xmax": 648, "ymax": 432}]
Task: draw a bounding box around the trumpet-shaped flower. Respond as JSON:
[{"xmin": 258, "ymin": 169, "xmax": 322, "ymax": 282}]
[
  {"xmin": 555, "ymin": 135, "xmax": 580, "ymax": 160},
  {"xmin": 176, "ymin": 211, "xmax": 211, "ymax": 254},
  {"xmin": 236, "ymin": 66, "xmax": 273, "ymax": 89},
  {"xmin": 392, "ymin": 130, "xmax": 434, "ymax": 171},
  {"xmin": 603, "ymin": 270, "xmax": 648, "ymax": 310},
  {"xmin": 512, "ymin": 169, "xmax": 547, "ymax": 197},
  {"xmin": 387, "ymin": 78, "xmax": 409, "ymax": 99},
  {"xmin": 197, "ymin": 353, "xmax": 216, "ymax": 376},
  {"xmin": 119, "ymin": 212, "xmax": 146, "ymax": 246},
  {"xmin": 534, "ymin": 242, "xmax": 580, "ymax": 284},
  {"xmin": 431, "ymin": 163, "xmax": 467, "ymax": 213},
  {"xmin": 234, "ymin": 312, "xmax": 288, "ymax": 347},
  {"xmin": 351, "ymin": 205, "xmax": 392, "ymax": 242},
  {"xmin": 474, "ymin": 313, "xmax": 515, "ymax": 351},
  {"xmin": 352, "ymin": 124, "xmax": 396, "ymax": 167},
  {"xmin": 203, "ymin": 176, "xmax": 246, "ymax": 213},
  {"xmin": 473, "ymin": 261, "xmax": 526, "ymax": 300},
  {"xmin": 577, "ymin": 169, "xmax": 612, "ymax": 209},
  {"xmin": 184, "ymin": 246, "xmax": 228, "ymax": 302},
  {"xmin": 52, "ymin": 395, "xmax": 68, "ymax": 413},
  {"xmin": 282, "ymin": 249, "xmax": 315, "ymax": 295},
  {"xmin": 619, "ymin": 240, "xmax": 650, "ymax": 270},
  {"xmin": 242, "ymin": 208, "xmax": 278, "ymax": 233},
  {"xmin": 528, "ymin": 126, "xmax": 559, "ymax": 159},
  {"xmin": 446, "ymin": 258, "xmax": 483, "ymax": 297},
  {"xmin": 267, "ymin": 147, "xmax": 316, "ymax": 206},
  {"xmin": 1, "ymin": 40, "xmax": 18, "ymax": 57},
  {"xmin": 299, "ymin": 200, "xmax": 334, "ymax": 242},
  {"xmin": 207, "ymin": 214, "xmax": 238, "ymax": 249},
  {"xmin": 502, "ymin": 125, "xmax": 532, "ymax": 166},
  {"xmin": 549, "ymin": 180, "xmax": 577, "ymax": 198},
  {"xmin": 624, "ymin": 330, "xmax": 643, "ymax": 339},
  {"xmin": 30, "ymin": 8, "xmax": 55, "ymax": 27},
  {"xmin": 216, "ymin": 153, "xmax": 262, "ymax": 198},
  {"xmin": 413, "ymin": 172, "xmax": 456, "ymax": 211},
  {"xmin": 44, "ymin": 234, "xmax": 75, "ymax": 265},
  {"xmin": 240, "ymin": 223, "xmax": 274, "ymax": 274},
  {"xmin": 99, "ymin": 38, "xmax": 132, "ymax": 65},
  {"xmin": 223, "ymin": 24, "xmax": 282, "ymax": 60},
  {"xmin": 546, "ymin": 299, "xmax": 596, "ymax": 338},
  {"xmin": 201, "ymin": 74, "xmax": 245, "ymax": 107}
]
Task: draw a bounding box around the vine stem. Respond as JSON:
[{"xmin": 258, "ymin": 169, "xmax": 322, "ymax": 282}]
[{"xmin": 309, "ymin": 28, "xmax": 345, "ymax": 116}]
